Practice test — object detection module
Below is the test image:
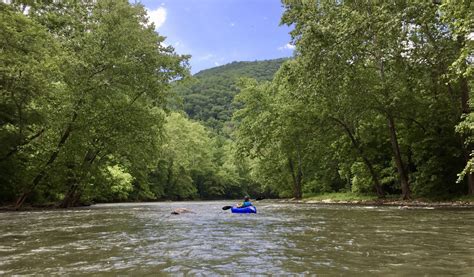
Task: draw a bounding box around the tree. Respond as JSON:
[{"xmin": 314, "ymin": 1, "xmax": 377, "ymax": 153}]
[
  {"xmin": 279, "ymin": 0, "xmax": 467, "ymax": 199},
  {"xmin": 441, "ymin": 0, "xmax": 474, "ymax": 194},
  {"xmin": 234, "ymin": 78, "xmax": 309, "ymax": 199},
  {"xmin": 7, "ymin": 0, "xmax": 188, "ymax": 208},
  {"xmin": 0, "ymin": 3, "xmax": 63, "ymax": 203}
]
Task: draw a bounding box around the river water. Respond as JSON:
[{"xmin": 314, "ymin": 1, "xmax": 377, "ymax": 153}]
[{"xmin": 0, "ymin": 201, "xmax": 473, "ymax": 275}]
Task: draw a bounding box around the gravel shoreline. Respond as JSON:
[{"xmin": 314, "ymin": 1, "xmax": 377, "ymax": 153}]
[{"xmin": 273, "ymin": 198, "xmax": 474, "ymax": 208}]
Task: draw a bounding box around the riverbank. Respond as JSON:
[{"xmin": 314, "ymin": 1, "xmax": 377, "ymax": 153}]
[
  {"xmin": 2, "ymin": 193, "xmax": 474, "ymax": 211},
  {"xmin": 276, "ymin": 192, "xmax": 474, "ymax": 208},
  {"xmin": 0, "ymin": 203, "xmax": 91, "ymax": 212}
]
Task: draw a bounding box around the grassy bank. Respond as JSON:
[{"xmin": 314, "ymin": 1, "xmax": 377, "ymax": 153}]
[
  {"xmin": 304, "ymin": 192, "xmax": 379, "ymax": 202},
  {"xmin": 299, "ymin": 192, "xmax": 474, "ymax": 206}
]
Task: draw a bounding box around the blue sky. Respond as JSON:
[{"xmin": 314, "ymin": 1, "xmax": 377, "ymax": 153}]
[{"xmin": 137, "ymin": 0, "xmax": 294, "ymax": 73}]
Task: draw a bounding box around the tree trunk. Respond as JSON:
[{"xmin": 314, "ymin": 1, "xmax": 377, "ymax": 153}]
[
  {"xmin": 165, "ymin": 159, "xmax": 174, "ymax": 196},
  {"xmin": 60, "ymin": 183, "xmax": 79, "ymax": 208},
  {"xmin": 331, "ymin": 117, "xmax": 385, "ymax": 198},
  {"xmin": 71, "ymin": 190, "xmax": 83, "ymax": 207},
  {"xmin": 288, "ymin": 157, "xmax": 303, "ymax": 199},
  {"xmin": 460, "ymin": 76, "xmax": 474, "ymax": 195},
  {"xmin": 467, "ymin": 167, "xmax": 474, "ymax": 195},
  {"xmin": 60, "ymin": 149, "xmax": 99, "ymax": 208},
  {"xmin": 387, "ymin": 114, "xmax": 410, "ymax": 199},
  {"xmin": 296, "ymin": 150, "xmax": 303, "ymax": 199},
  {"xmin": 15, "ymin": 112, "xmax": 77, "ymax": 210},
  {"xmin": 14, "ymin": 193, "xmax": 29, "ymax": 210},
  {"xmin": 364, "ymin": 156, "xmax": 385, "ymax": 197}
]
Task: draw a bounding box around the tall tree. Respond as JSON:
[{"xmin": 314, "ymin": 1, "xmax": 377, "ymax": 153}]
[
  {"xmin": 441, "ymin": 0, "xmax": 473, "ymax": 194},
  {"xmin": 0, "ymin": 3, "xmax": 63, "ymax": 203},
  {"xmin": 9, "ymin": 0, "xmax": 188, "ymax": 208},
  {"xmin": 280, "ymin": 0, "xmax": 466, "ymax": 199}
]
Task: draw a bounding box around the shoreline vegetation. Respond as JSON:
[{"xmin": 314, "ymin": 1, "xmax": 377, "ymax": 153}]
[
  {"xmin": 297, "ymin": 193, "xmax": 474, "ymax": 208},
  {"xmin": 2, "ymin": 193, "xmax": 473, "ymax": 212},
  {"xmin": 1, "ymin": 2, "xmax": 473, "ymax": 209}
]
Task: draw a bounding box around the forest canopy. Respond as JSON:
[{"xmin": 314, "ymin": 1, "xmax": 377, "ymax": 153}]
[
  {"xmin": 232, "ymin": 0, "xmax": 473, "ymax": 200},
  {"xmin": 0, "ymin": 0, "xmax": 472, "ymax": 209}
]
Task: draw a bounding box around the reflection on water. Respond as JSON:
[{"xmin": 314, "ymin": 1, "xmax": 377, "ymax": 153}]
[{"xmin": 0, "ymin": 202, "xmax": 473, "ymax": 275}]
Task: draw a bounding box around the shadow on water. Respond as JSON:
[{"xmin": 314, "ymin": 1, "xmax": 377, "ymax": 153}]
[{"xmin": 0, "ymin": 201, "xmax": 473, "ymax": 275}]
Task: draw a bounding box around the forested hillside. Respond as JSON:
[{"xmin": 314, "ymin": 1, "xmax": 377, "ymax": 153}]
[{"xmin": 173, "ymin": 59, "xmax": 286, "ymax": 131}]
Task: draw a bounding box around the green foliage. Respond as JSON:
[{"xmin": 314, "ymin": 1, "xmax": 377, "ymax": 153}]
[
  {"xmin": 0, "ymin": 0, "xmax": 188, "ymax": 206},
  {"xmin": 2, "ymin": 0, "xmax": 472, "ymax": 206},
  {"xmin": 0, "ymin": 3, "xmax": 63, "ymax": 202},
  {"xmin": 1, "ymin": 0, "xmax": 272, "ymax": 205},
  {"xmin": 350, "ymin": 162, "xmax": 373, "ymax": 194},
  {"xmin": 104, "ymin": 165, "xmax": 134, "ymax": 201},
  {"xmin": 151, "ymin": 112, "xmax": 212, "ymax": 200},
  {"xmin": 456, "ymin": 103, "xmax": 474, "ymax": 182},
  {"xmin": 232, "ymin": 0, "xmax": 473, "ymax": 200},
  {"xmin": 147, "ymin": 112, "xmax": 259, "ymax": 200}
]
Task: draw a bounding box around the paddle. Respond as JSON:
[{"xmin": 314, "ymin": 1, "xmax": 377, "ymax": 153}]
[{"xmin": 222, "ymin": 197, "xmax": 265, "ymax": 210}]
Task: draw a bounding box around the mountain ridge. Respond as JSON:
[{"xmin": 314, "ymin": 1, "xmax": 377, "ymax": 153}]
[
  {"xmin": 193, "ymin": 58, "xmax": 288, "ymax": 79},
  {"xmin": 174, "ymin": 58, "xmax": 289, "ymax": 130}
]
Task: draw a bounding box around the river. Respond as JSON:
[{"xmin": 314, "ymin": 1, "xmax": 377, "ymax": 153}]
[{"xmin": 0, "ymin": 201, "xmax": 473, "ymax": 275}]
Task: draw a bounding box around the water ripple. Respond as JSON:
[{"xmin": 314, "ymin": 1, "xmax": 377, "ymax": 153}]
[{"xmin": 0, "ymin": 201, "xmax": 473, "ymax": 275}]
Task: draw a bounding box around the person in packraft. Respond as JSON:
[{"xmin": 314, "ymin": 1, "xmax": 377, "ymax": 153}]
[{"xmin": 237, "ymin": 196, "xmax": 252, "ymax": 208}]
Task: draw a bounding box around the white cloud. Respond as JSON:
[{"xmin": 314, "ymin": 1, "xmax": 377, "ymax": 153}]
[
  {"xmin": 197, "ymin": 54, "xmax": 215, "ymax": 61},
  {"xmin": 278, "ymin": 43, "xmax": 296, "ymax": 51},
  {"xmin": 230, "ymin": 22, "xmax": 235, "ymax": 27},
  {"xmin": 214, "ymin": 62, "xmax": 221, "ymax": 66},
  {"xmin": 147, "ymin": 7, "xmax": 167, "ymax": 30},
  {"xmin": 468, "ymin": 32, "xmax": 474, "ymax": 41}
]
